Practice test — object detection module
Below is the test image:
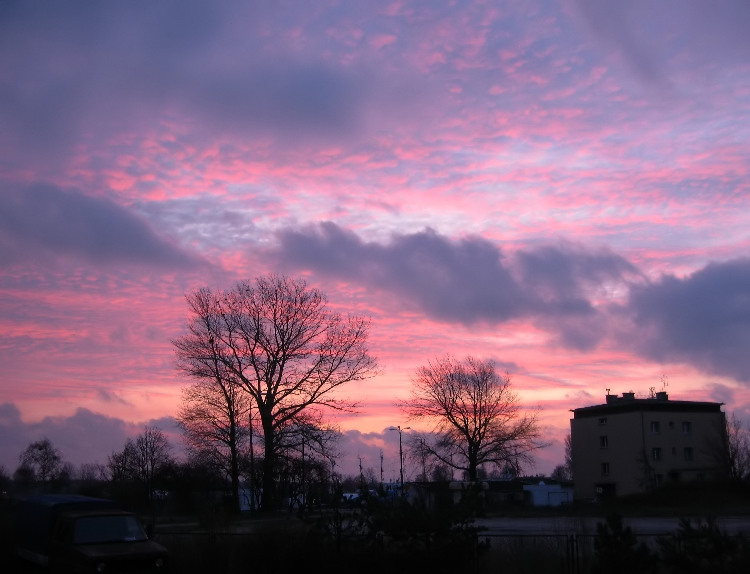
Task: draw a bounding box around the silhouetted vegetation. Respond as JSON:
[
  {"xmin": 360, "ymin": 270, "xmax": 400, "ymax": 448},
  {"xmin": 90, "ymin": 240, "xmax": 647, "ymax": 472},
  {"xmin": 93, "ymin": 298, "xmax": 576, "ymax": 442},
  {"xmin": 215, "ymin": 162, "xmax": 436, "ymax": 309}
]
[
  {"xmin": 590, "ymin": 514, "xmax": 658, "ymax": 574},
  {"xmin": 155, "ymin": 487, "xmax": 489, "ymax": 574},
  {"xmin": 172, "ymin": 274, "xmax": 378, "ymax": 512},
  {"xmin": 658, "ymin": 517, "xmax": 750, "ymax": 574},
  {"xmin": 5, "ymin": 478, "xmax": 750, "ymax": 574},
  {"xmin": 718, "ymin": 411, "xmax": 750, "ymax": 480},
  {"xmin": 403, "ymin": 355, "xmax": 546, "ymax": 481}
]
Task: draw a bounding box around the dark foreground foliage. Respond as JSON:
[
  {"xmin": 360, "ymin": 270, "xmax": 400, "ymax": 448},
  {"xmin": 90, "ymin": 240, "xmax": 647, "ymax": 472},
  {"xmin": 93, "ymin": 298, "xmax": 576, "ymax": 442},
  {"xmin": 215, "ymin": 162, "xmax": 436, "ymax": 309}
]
[
  {"xmin": 590, "ymin": 514, "xmax": 658, "ymax": 574},
  {"xmin": 590, "ymin": 514, "xmax": 750, "ymax": 574},
  {"xmin": 657, "ymin": 517, "xmax": 750, "ymax": 574},
  {"xmin": 157, "ymin": 491, "xmax": 489, "ymax": 574},
  {"xmin": 154, "ymin": 512, "xmax": 750, "ymax": 574},
  {"xmin": 5, "ymin": 488, "xmax": 750, "ymax": 574}
]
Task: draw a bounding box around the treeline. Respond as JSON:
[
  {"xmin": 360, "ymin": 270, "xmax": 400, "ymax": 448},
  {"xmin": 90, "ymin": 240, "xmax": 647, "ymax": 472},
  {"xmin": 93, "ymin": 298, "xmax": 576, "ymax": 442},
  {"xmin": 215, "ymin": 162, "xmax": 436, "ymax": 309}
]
[{"xmin": 1, "ymin": 427, "xmax": 353, "ymax": 517}]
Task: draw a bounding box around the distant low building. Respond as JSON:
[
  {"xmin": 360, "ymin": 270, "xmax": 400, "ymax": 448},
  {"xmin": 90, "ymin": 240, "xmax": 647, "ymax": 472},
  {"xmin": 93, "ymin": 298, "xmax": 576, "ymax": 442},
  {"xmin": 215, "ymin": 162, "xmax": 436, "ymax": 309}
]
[
  {"xmin": 570, "ymin": 391, "xmax": 726, "ymax": 499},
  {"xmin": 523, "ymin": 480, "xmax": 573, "ymax": 507}
]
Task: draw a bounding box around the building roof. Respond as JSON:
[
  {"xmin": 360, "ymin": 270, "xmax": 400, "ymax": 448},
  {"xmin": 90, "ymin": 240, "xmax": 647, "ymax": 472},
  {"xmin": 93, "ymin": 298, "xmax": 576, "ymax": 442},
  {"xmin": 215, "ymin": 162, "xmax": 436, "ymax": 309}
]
[{"xmin": 571, "ymin": 392, "xmax": 723, "ymax": 419}]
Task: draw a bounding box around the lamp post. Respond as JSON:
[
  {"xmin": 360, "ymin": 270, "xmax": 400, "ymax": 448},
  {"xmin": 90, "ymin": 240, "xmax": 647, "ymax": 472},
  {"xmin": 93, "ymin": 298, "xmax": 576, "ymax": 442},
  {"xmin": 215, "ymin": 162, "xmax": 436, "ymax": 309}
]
[{"xmin": 389, "ymin": 425, "xmax": 410, "ymax": 491}]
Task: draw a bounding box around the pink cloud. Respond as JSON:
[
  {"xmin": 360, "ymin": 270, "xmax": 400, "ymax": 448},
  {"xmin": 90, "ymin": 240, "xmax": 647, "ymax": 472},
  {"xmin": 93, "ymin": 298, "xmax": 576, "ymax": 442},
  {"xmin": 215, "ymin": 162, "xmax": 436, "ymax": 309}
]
[{"xmin": 370, "ymin": 34, "xmax": 397, "ymax": 49}]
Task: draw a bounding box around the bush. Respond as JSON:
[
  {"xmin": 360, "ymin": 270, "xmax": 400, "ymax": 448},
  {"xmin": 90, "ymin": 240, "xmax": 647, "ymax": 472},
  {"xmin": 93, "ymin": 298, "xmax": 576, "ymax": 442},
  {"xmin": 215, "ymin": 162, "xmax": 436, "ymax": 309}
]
[
  {"xmin": 590, "ymin": 514, "xmax": 658, "ymax": 574},
  {"xmin": 658, "ymin": 517, "xmax": 750, "ymax": 574}
]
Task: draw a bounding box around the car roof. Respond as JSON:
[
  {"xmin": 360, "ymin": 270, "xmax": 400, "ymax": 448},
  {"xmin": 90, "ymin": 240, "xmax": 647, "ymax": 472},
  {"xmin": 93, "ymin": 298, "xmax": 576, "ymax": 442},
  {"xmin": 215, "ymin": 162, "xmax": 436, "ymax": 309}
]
[
  {"xmin": 60, "ymin": 508, "xmax": 134, "ymax": 519},
  {"xmin": 22, "ymin": 494, "xmax": 115, "ymax": 507}
]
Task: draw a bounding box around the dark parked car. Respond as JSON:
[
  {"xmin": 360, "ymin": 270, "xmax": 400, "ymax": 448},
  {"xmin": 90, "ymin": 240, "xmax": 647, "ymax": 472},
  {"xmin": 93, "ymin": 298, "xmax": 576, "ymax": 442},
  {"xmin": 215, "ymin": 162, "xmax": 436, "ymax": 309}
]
[{"xmin": 14, "ymin": 494, "xmax": 168, "ymax": 573}]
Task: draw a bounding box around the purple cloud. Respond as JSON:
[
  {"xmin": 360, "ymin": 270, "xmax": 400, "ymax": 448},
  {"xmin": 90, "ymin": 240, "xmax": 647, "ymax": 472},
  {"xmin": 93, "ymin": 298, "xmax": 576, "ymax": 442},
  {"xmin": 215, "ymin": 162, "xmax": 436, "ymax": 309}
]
[
  {"xmin": 272, "ymin": 224, "xmax": 750, "ymax": 375},
  {"xmin": 270, "ymin": 222, "xmax": 636, "ymax": 347},
  {"xmin": 0, "ymin": 403, "xmax": 181, "ymax": 473},
  {"xmin": 0, "ymin": 183, "xmax": 203, "ymax": 269},
  {"xmin": 574, "ymin": 0, "xmax": 750, "ymax": 88},
  {"xmin": 626, "ymin": 258, "xmax": 750, "ymax": 382},
  {"xmin": 0, "ymin": 1, "xmax": 407, "ymax": 165}
]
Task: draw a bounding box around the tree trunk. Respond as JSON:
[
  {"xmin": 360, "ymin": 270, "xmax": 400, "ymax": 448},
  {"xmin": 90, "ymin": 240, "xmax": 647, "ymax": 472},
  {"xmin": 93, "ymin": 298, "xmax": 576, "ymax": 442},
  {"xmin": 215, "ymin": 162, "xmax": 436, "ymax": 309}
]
[
  {"xmin": 260, "ymin": 413, "xmax": 277, "ymax": 512},
  {"xmin": 229, "ymin": 418, "xmax": 240, "ymax": 514},
  {"xmin": 468, "ymin": 445, "xmax": 478, "ymax": 481}
]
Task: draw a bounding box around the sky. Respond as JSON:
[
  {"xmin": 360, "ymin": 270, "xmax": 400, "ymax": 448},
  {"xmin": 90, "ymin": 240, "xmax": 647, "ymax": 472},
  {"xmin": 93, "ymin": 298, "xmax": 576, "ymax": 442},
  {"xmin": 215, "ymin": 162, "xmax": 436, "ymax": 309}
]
[{"xmin": 2, "ymin": 0, "xmax": 750, "ymax": 482}]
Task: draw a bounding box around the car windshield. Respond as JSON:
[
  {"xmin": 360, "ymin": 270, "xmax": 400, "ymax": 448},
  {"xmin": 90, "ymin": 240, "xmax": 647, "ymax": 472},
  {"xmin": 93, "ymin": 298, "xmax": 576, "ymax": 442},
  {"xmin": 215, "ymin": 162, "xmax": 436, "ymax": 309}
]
[{"xmin": 73, "ymin": 515, "xmax": 149, "ymax": 544}]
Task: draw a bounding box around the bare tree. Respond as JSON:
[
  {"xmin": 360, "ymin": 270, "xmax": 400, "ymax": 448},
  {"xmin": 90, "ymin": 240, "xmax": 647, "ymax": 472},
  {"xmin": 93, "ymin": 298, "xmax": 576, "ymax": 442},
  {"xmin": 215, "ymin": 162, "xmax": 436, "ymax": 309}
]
[
  {"xmin": 176, "ymin": 360, "xmax": 252, "ymax": 513},
  {"xmin": 559, "ymin": 433, "xmax": 574, "ymax": 481},
  {"xmin": 18, "ymin": 438, "xmax": 64, "ymax": 483},
  {"xmin": 107, "ymin": 439, "xmax": 139, "ymax": 482},
  {"xmin": 407, "ymin": 435, "xmax": 442, "ymax": 482},
  {"xmin": 551, "ymin": 465, "xmax": 570, "ymax": 482},
  {"xmin": 134, "ymin": 426, "xmax": 172, "ymax": 502},
  {"xmin": 403, "ymin": 355, "xmax": 545, "ymax": 481},
  {"xmin": 720, "ymin": 412, "xmax": 750, "ymax": 480},
  {"xmin": 275, "ymin": 415, "xmax": 339, "ymax": 511},
  {"xmin": 565, "ymin": 433, "xmax": 573, "ymax": 472},
  {"xmin": 78, "ymin": 463, "xmax": 108, "ymax": 482},
  {"xmin": 173, "ymin": 274, "xmax": 377, "ymax": 510},
  {"xmin": 0, "ymin": 465, "xmax": 10, "ymax": 493}
]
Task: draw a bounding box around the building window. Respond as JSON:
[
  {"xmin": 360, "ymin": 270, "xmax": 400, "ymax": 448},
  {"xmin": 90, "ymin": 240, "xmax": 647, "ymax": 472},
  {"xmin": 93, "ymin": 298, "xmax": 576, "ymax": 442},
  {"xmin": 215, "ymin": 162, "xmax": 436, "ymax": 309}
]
[
  {"xmin": 684, "ymin": 447, "xmax": 694, "ymax": 462},
  {"xmin": 682, "ymin": 421, "xmax": 692, "ymax": 435},
  {"xmin": 671, "ymin": 447, "xmax": 677, "ymax": 456},
  {"xmin": 601, "ymin": 462, "xmax": 610, "ymax": 476},
  {"xmin": 650, "ymin": 421, "xmax": 660, "ymax": 434},
  {"xmin": 652, "ymin": 447, "xmax": 662, "ymax": 461},
  {"xmin": 668, "ymin": 421, "xmax": 674, "ymax": 430},
  {"xmin": 600, "ymin": 436, "xmax": 609, "ymax": 449},
  {"xmin": 599, "ymin": 417, "xmax": 608, "ymax": 425}
]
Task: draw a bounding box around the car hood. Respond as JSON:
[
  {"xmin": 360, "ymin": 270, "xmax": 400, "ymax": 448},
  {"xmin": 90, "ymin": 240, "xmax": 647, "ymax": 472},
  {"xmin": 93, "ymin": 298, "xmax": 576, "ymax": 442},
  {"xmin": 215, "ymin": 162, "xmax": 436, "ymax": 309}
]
[{"xmin": 73, "ymin": 539, "xmax": 167, "ymax": 560}]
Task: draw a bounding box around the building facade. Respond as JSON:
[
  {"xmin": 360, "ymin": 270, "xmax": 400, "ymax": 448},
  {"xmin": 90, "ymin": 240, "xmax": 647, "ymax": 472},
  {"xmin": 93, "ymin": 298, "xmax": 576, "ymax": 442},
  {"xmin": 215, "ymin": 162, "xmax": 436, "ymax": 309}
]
[{"xmin": 570, "ymin": 392, "xmax": 726, "ymax": 499}]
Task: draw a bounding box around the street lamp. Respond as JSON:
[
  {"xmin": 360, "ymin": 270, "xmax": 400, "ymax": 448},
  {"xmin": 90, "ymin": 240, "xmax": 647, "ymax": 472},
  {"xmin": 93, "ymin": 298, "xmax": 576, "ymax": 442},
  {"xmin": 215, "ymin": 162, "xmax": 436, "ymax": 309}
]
[{"xmin": 388, "ymin": 425, "xmax": 410, "ymax": 490}]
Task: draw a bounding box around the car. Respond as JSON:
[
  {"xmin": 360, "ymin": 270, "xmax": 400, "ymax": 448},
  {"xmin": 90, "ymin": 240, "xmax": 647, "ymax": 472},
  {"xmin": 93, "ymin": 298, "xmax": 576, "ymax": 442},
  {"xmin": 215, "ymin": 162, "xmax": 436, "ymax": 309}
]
[{"xmin": 14, "ymin": 494, "xmax": 168, "ymax": 573}]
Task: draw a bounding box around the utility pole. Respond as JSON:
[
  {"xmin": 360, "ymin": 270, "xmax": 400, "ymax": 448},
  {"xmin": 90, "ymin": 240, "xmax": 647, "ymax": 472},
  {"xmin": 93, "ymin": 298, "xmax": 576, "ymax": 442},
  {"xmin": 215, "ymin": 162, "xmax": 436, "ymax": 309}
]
[
  {"xmin": 389, "ymin": 425, "xmax": 410, "ymax": 492},
  {"xmin": 358, "ymin": 456, "xmax": 364, "ymax": 492},
  {"xmin": 420, "ymin": 438, "xmax": 427, "ymax": 481},
  {"xmin": 380, "ymin": 450, "xmax": 384, "ymax": 484}
]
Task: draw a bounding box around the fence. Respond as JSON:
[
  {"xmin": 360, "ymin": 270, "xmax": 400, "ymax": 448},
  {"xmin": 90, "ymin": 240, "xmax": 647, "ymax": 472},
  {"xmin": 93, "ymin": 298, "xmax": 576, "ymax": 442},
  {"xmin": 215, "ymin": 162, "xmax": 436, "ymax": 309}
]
[
  {"xmin": 154, "ymin": 530, "xmax": 601, "ymax": 574},
  {"xmin": 481, "ymin": 534, "xmax": 594, "ymax": 574},
  {"xmin": 153, "ymin": 528, "xmax": 748, "ymax": 574}
]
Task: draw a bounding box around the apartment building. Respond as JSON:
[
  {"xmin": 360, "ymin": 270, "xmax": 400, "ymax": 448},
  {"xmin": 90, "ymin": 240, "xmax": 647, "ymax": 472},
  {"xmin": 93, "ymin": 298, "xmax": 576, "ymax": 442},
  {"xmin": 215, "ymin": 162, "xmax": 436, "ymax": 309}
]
[{"xmin": 570, "ymin": 391, "xmax": 726, "ymax": 499}]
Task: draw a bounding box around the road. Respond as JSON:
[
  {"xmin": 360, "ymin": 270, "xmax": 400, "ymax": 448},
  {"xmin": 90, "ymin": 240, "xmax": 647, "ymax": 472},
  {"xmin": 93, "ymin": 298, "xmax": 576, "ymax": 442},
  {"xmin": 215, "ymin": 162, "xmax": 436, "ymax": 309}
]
[{"xmin": 473, "ymin": 516, "xmax": 750, "ymax": 536}]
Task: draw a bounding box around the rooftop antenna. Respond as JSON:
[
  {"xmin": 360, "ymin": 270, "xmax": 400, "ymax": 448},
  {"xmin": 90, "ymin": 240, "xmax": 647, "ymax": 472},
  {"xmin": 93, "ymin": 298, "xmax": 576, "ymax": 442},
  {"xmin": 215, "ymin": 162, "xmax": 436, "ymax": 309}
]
[
  {"xmin": 606, "ymin": 388, "xmax": 611, "ymax": 395},
  {"xmin": 660, "ymin": 373, "xmax": 669, "ymax": 391}
]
